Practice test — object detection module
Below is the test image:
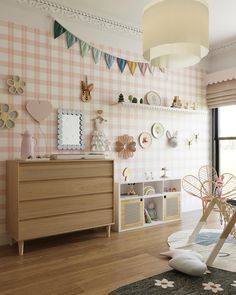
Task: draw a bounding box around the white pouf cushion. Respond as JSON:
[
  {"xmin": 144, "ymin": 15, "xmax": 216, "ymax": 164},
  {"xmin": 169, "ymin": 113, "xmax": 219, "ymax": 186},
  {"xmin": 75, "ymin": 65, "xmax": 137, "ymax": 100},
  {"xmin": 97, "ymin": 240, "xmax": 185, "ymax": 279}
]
[{"xmin": 160, "ymin": 249, "xmax": 207, "ymax": 276}]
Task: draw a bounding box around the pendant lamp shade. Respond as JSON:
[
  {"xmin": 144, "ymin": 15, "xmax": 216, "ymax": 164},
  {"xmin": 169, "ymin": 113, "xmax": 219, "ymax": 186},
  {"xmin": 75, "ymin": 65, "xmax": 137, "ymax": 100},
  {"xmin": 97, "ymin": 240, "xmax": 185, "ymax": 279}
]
[{"xmin": 143, "ymin": 0, "xmax": 209, "ymax": 69}]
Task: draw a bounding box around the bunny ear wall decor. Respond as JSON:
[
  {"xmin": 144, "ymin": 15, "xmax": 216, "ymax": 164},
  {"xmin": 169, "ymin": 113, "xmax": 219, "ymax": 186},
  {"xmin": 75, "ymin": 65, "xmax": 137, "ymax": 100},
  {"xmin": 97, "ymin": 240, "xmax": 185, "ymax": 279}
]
[
  {"xmin": 166, "ymin": 130, "xmax": 178, "ymax": 148},
  {"xmin": 81, "ymin": 75, "xmax": 94, "ymax": 102}
]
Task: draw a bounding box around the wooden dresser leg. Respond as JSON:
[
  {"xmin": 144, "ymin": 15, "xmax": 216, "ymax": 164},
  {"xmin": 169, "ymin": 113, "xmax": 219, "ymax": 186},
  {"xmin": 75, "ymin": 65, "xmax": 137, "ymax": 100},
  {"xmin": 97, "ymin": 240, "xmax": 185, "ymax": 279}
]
[
  {"xmin": 18, "ymin": 241, "xmax": 24, "ymax": 256},
  {"xmin": 106, "ymin": 225, "xmax": 111, "ymax": 238}
]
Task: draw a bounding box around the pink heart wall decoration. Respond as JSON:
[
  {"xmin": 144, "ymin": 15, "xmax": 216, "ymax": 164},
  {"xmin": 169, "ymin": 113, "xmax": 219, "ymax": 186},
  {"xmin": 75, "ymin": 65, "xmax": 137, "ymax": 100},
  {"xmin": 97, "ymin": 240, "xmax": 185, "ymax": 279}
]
[{"xmin": 26, "ymin": 100, "xmax": 52, "ymax": 123}]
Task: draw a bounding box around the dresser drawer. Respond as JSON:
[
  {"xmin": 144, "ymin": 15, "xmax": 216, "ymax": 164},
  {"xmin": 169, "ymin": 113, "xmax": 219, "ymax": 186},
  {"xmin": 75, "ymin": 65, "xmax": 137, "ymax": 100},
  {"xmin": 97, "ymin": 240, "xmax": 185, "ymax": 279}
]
[
  {"xmin": 19, "ymin": 193, "xmax": 113, "ymax": 220},
  {"xmin": 19, "ymin": 177, "xmax": 113, "ymax": 201},
  {"xmin": 19, "ymin": 161, "xmax": 113, "ymax": 181},
  {"xmin": 19, "ymin": 209, "xmax": 113, "ymax": 240}
]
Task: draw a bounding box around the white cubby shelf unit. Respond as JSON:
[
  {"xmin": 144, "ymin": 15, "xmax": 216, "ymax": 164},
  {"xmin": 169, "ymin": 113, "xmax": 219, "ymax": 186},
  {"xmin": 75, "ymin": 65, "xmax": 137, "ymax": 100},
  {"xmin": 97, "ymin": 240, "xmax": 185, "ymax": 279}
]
[{"xmin": 114, "ymin": 178, "xmax": 181, "ymax": 232}]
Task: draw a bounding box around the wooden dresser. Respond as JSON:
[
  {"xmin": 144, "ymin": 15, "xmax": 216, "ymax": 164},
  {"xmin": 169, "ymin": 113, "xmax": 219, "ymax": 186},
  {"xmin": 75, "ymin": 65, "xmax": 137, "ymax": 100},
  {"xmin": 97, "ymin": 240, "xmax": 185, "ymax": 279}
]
[{"xmin": 6, "ymin": 159, "xmax": 114, "ymax": 255}]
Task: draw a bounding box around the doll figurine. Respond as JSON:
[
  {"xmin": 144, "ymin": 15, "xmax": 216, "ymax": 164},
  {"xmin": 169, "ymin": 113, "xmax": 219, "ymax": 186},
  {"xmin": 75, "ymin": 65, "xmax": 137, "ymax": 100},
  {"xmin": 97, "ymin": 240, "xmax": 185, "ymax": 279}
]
[{"xmin": 215, "ymin": 175, "xmax": 224, "ymax": 198}]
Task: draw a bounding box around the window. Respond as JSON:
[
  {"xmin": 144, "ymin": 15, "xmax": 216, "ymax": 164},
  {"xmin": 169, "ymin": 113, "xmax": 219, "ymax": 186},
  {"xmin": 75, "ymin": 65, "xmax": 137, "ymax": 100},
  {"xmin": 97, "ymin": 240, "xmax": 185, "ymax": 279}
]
[{"xmin": 213, "ymin": 106, "xmax": 236, "ymax": 175}]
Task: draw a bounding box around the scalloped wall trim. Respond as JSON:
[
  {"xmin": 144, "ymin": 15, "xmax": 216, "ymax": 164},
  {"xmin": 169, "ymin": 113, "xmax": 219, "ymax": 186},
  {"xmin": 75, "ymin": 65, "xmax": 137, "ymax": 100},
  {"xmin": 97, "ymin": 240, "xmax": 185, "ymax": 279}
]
[
  {"xmin": 209, "ymin": 40, "xmax": 236, "ymax": 57},
  {"xmin": 206, "ymin": 67, "xmax": 236, "ymax": 85},
  {"xmin": 16, "ymin": 0, "xmax": 142, "ymax": 37}
]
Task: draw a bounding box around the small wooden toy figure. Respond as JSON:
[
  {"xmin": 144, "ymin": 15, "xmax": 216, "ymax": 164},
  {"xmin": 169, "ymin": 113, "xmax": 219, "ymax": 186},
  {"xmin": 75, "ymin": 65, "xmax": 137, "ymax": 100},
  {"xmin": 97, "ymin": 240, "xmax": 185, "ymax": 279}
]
[
  {"xmin": 127, "ymin": 183, "xmax": 136, "ymax": 195},
  {"xmin": 171, "ymin": 96, "xmax": 182, "ymax": 108},
  {"xmin": 81, "ymin": 75, "xmax": 94, "ymax": 102}
]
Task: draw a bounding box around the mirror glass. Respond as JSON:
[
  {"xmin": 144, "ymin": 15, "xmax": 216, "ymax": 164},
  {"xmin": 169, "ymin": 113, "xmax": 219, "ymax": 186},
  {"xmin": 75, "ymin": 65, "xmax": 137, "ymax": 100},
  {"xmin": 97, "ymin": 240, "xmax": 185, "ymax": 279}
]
[{"xmin": 57, "ymin": 109, "xmax": 85, "ymax": 150}]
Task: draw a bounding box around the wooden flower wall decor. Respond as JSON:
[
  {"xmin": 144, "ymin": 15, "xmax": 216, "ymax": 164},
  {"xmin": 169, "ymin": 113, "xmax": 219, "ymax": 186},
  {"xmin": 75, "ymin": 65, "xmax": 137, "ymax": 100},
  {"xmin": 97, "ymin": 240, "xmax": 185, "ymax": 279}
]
[
  {"xmin": 115, "ymin": 134, "xmax": 136, "ymax": 159},
  {"xmin": 7, "ymin": 75, "xmax": 25, "ymax": 95},
  {"xmin": 0, "ymin": 103, "xmax": 18, "ymax": 129}
]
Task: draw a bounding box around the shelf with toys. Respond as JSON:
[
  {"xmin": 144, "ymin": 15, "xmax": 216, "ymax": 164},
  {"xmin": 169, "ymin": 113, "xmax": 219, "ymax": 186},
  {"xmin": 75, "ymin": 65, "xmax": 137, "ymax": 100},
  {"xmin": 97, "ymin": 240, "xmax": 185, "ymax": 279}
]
[
  {"xmin": 113, "ymin": 101, "xmax": 208, "ymax": 114},
  {"xmin": 112, "ymin": 94, "xmax": 208, "ymax": 114},
  {"xmin": 114, "ymin": 178, "xmax": 181, "ymax": 232}
]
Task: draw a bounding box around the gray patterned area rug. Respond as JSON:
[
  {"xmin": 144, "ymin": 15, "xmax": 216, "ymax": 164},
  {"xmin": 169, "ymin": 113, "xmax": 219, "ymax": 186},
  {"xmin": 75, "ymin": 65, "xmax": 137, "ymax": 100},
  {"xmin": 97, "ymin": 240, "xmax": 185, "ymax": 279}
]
[{"xmin": 109, "ymin": 267, "xmax": 236, "ymax": 294}]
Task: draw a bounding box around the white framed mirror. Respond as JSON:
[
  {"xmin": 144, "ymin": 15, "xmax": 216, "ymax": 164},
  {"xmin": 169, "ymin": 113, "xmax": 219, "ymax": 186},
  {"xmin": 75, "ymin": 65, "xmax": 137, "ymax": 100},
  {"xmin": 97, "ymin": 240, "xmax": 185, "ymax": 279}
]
[{"xmin": 57, "ymin": 109, "xmax": 85, "ymax": 150}]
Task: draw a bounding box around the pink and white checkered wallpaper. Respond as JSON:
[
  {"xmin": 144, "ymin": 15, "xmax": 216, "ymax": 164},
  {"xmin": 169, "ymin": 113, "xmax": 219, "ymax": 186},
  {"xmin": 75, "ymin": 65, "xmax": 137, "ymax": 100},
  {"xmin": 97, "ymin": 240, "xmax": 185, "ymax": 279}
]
[{"xmin": 0, "ymin": 20, "xmax": 210, "ymax": 243}]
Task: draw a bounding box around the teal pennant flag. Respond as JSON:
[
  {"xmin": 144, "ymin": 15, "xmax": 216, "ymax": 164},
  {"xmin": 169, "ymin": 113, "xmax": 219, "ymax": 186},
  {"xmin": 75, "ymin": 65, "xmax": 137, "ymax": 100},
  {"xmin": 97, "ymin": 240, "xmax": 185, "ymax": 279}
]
[
  {"xmin": 80, "ymin": 41, "xmax": 91, "ymax": 57},
  {"xmin": 117, "ymin": 58, "xmax": 127, "ymax": 73},
  {"xmin": 66, "ymin": 31, "xmax": 78, "ymax": 48},
  {"xmin": 104, "ymin": 53, "xmax": 115, "ymax": 69},
  {"xmin": 92, "ymin": 47, "xmax": 102, "ymax": 64},
  {"xmin": 54, "ymin": 21, "xmax": 66, "ymax": 39}
]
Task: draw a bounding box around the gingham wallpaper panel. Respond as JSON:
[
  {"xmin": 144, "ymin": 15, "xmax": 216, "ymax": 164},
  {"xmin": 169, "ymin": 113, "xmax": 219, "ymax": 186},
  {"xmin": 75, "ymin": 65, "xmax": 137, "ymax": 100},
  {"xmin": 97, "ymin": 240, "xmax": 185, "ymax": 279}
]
[{"xmin": 0, "ymin": 20, "xmax": 210, "ymax": 244}]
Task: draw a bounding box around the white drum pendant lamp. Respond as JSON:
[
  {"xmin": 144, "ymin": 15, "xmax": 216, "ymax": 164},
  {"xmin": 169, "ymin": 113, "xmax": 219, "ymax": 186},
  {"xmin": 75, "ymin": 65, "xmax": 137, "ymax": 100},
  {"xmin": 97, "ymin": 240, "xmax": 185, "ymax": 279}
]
[{"xmin": 143, "ymin": 0, "xmax": 209, "ymax": 69}]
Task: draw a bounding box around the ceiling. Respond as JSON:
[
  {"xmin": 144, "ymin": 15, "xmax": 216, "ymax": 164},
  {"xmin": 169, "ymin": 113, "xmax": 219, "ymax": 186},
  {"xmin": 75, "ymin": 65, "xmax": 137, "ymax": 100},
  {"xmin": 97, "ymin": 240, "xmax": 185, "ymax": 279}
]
[{"xmin": 56, "ymin": 0, "xmax": 236, "ymax": 49}]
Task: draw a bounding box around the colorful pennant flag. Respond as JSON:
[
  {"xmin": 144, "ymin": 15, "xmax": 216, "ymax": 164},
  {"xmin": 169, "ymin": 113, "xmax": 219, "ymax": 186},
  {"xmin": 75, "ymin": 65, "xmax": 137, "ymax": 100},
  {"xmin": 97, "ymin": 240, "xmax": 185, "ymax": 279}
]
[
  {"xmin": 138, "ymin": 63, "xmax": 148, "ymax": 76},
  {"xmin": 54, "ymin": 21, "xmax": 66, "ymax": 39},
  {"xmin": 104, "ymin": 53, "xmax": 115, "ymax": 69},
  {"xmin": 117, "ymin": 58, "xmax": 127, "ymax": 73},
  {"xmin": 80, "ymin": 40, "xmax": 91, "ymax": 57},
  {"xmin": 92, "ymin": 48, "xmax": 102, "ymax": 64},
  {"xmin": 128, "ymin": 61, "xmax": 137, "ymax": 75},
  {"xmin": 66, "ymin": 31, "xmax": 78, "ymax": 48}
]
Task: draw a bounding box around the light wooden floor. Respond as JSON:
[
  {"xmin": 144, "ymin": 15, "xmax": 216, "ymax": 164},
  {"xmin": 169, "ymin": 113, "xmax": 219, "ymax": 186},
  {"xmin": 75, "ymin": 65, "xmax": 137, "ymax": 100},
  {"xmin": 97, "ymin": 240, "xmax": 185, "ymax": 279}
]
[{"xmin": 0, "ymin": 210, "xmax": 220, "ymax": 295}]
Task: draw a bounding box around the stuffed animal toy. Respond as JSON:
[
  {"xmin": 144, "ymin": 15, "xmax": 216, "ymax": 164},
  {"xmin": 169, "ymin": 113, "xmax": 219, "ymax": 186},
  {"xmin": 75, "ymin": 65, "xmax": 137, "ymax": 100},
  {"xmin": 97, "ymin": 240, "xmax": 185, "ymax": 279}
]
[
  {"xmin": 160, "ymin": 249, "xmax": 207, "ymax": 276},
  {"xmin": 147, "ymin": 200, "xmax": 157, "ymax": 220}
]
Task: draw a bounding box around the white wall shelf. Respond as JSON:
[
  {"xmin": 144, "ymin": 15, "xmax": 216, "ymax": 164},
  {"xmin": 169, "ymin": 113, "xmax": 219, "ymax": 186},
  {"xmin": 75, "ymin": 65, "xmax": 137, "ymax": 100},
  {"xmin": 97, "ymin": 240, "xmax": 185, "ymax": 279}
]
[
  {"xmin": 112, "ymin": 102, "xmax": 209, "ymax": 114},
  {"xmin": 114, "ymin": 178, "xmax": 181, "ymax": 232}
]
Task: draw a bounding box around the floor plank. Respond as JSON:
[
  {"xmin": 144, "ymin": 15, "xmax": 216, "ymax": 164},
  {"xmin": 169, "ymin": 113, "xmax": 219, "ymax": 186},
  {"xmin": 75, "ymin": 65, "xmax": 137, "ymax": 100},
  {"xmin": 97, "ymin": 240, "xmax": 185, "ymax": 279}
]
[{"xmin": 0, "ymin": 210, "xmax": 221, "ymax": 295}]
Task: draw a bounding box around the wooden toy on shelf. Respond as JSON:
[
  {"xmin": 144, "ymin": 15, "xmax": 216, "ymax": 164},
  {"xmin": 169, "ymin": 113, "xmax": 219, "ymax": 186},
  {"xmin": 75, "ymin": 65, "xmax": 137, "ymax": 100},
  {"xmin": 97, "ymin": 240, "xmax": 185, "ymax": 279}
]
[
  {"xmin": 127, "ymin": 183, "xmax": 136, "ymax": 195},
  {"xmin": 171, "ymin": 96, "xmax": 182, "ymax": 108}
]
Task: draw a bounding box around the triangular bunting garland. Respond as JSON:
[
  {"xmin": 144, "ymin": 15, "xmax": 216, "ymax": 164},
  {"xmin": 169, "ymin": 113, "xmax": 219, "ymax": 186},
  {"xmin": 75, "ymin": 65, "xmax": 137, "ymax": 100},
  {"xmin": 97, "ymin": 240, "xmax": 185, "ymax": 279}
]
[
  {"xmin": 54, "ymin": 20, "xmax": 66, "ymax": 39},
  {"xmin": 138, "ymin": 63, "xmax": 148, "ymax": 76},
  {"xmin": 92, "ymin": 47, "xmax": 102, "ymax": 64},
  {"xmin": 66, "ymin": 31, "xmax": 78, "ymax": 48},
  {"xmin": 104, "ymin": 53, "xmax": 115, "ymax": 69},
  {"xmin": 52, "ymin": 19, "xmax": 161, "ymax": 77},
  {"xmin": 117, "ymin": 58, "xmax": 127, "ymax": 73},
  {"xmin": 128, "ymin": 61, "xmax": 137, "ymax": 75},
  {"xmin": 148, "ymin": 64, "xmax": 155, "ymax": 74},
  {"xmin": 80, "ymin": 40, "xmax": 91, "ymax": 57}
]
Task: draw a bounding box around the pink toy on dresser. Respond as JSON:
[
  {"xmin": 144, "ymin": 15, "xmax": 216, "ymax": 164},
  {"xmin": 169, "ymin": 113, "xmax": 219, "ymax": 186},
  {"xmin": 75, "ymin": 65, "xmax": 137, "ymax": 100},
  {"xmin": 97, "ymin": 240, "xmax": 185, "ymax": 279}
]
[{"xmin": 21, "ymin": 131, "xmax": 36, "ymax": 159}]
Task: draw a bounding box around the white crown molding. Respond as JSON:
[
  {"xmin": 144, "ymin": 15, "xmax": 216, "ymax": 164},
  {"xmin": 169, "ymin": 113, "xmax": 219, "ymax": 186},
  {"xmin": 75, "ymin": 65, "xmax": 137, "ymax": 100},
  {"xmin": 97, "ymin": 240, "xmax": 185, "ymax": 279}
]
[
  {"xmin": 16, "ymin": 0, "xmax": 142, "ymax": 38},
  {"xmin": 209, "ymin": 40, "xmax": 236, "ymax": 57}
]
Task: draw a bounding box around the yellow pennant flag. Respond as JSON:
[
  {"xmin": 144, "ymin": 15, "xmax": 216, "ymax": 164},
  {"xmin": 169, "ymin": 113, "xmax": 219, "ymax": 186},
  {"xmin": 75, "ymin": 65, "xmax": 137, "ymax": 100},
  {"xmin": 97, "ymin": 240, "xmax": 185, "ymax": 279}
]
[{"xmin": 128, "ymin": 61, "xmax": 137, "ymax": 75}]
